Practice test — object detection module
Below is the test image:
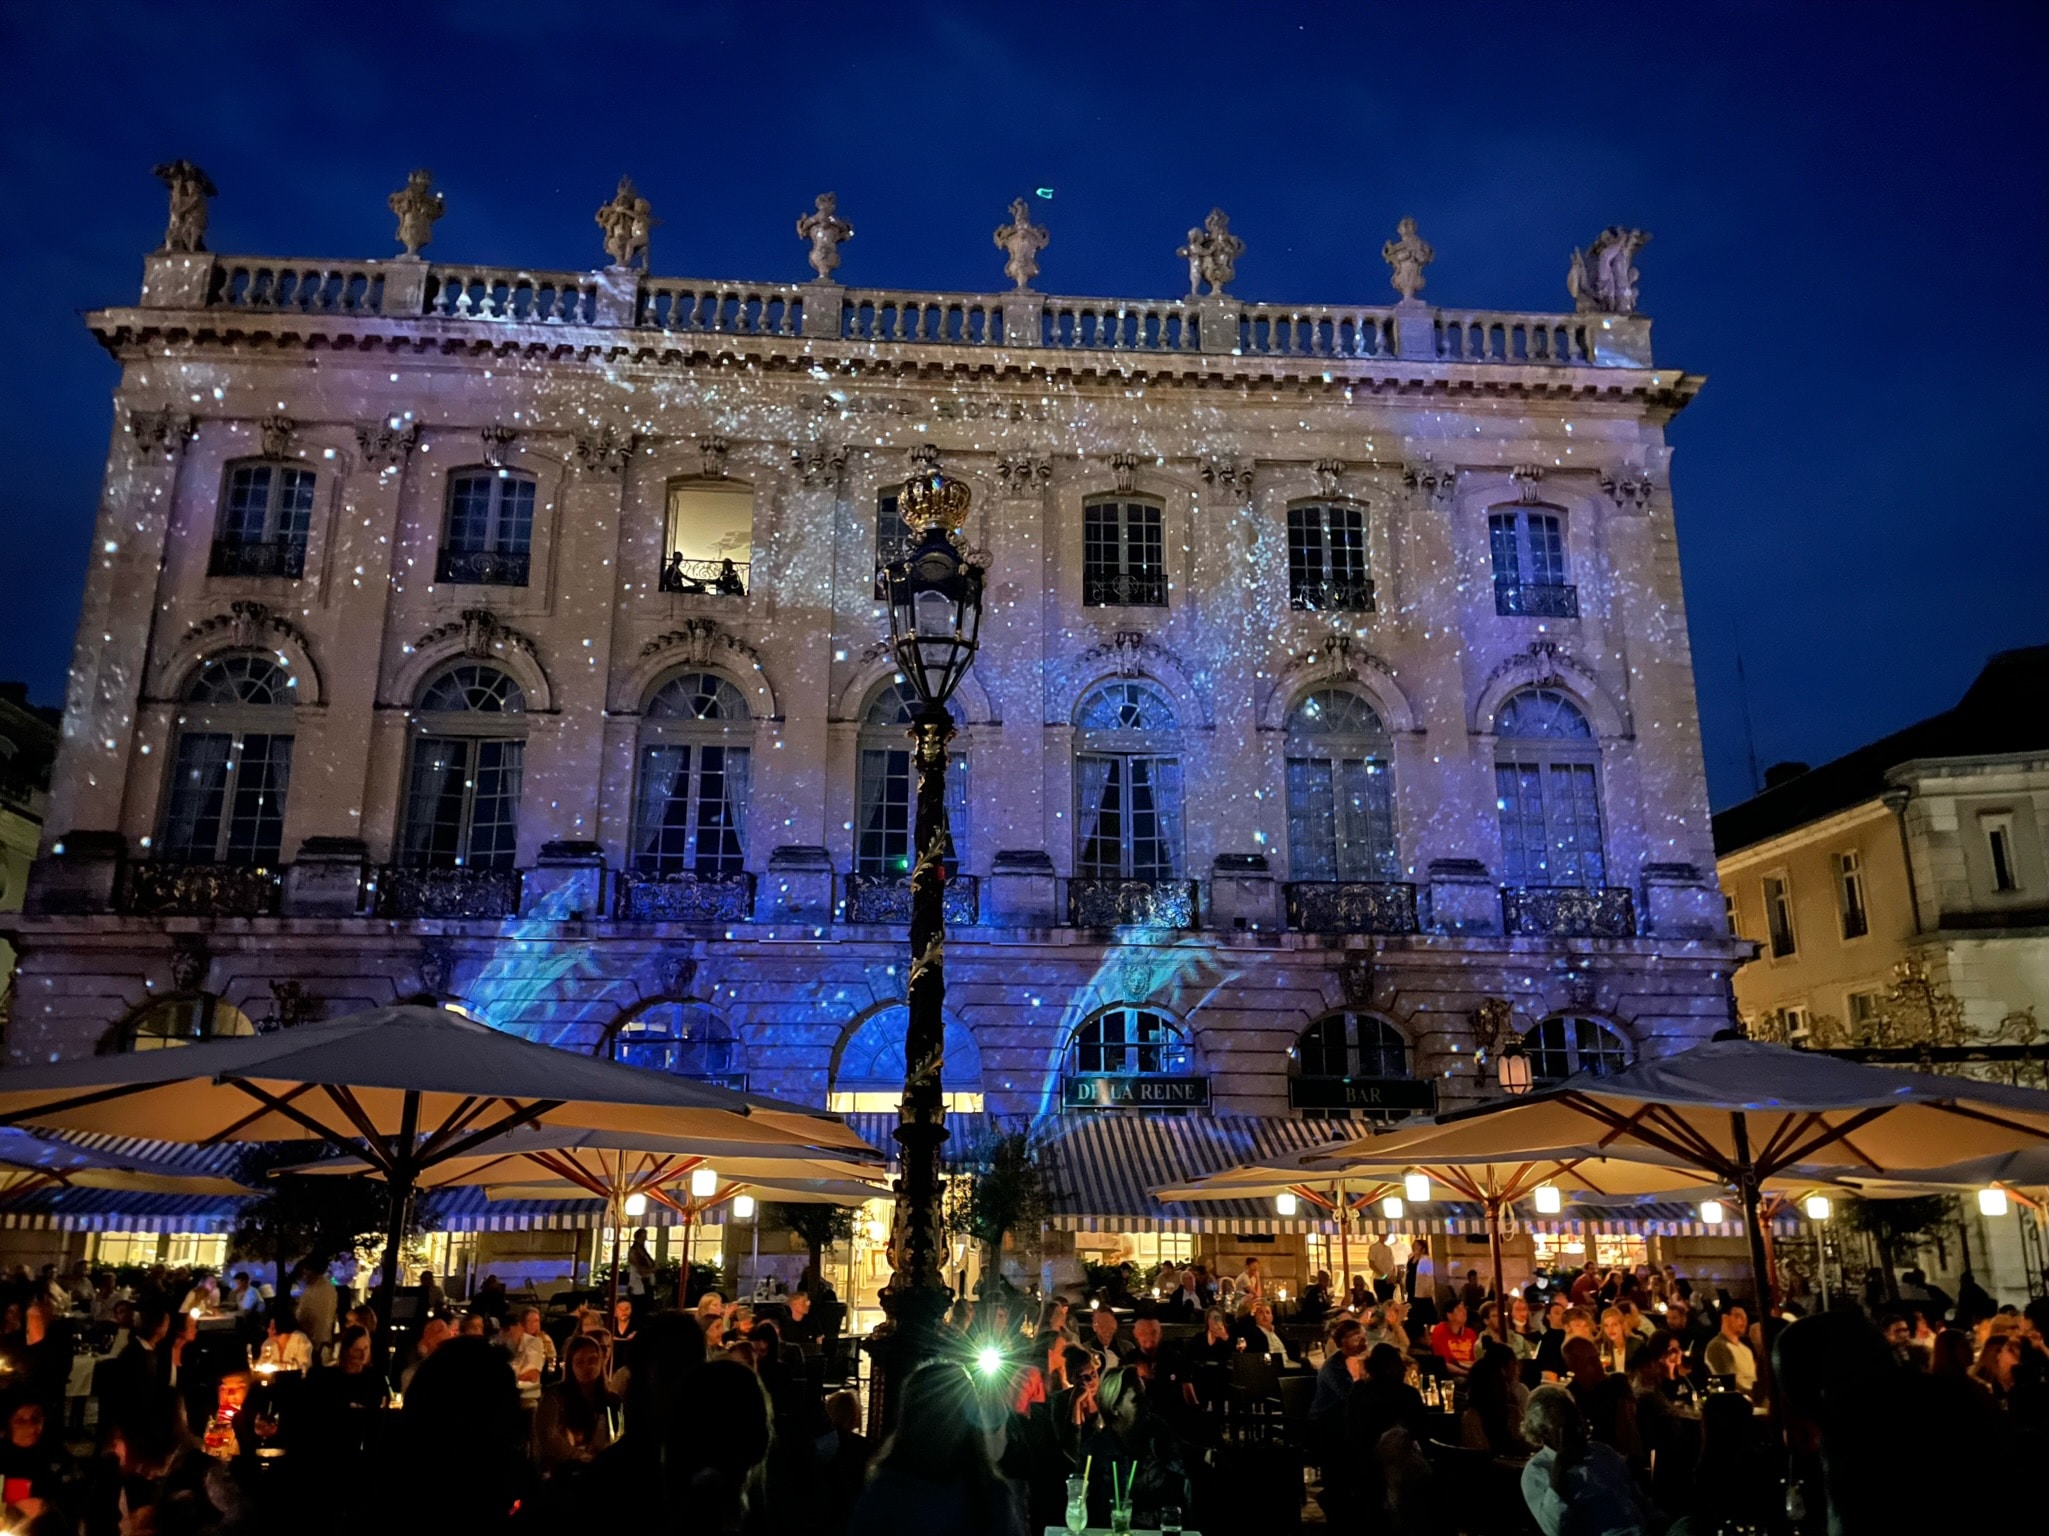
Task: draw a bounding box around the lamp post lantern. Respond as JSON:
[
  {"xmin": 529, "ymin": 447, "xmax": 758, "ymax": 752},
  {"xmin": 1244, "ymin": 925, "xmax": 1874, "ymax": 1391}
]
[{"xmin": 876, "ymin": 468, "xmax": 985, "ymax": 1373}]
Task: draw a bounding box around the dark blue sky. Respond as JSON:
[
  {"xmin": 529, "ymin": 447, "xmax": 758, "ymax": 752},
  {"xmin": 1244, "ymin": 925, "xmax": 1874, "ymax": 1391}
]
[{"xmin": 1, "ymin": 1, "xmax": 2041, "ymax": 808}]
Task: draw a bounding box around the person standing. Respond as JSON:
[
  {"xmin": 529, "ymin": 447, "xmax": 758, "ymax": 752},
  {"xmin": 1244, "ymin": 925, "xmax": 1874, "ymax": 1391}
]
[
  {"xmin": 510, "ymin": 1307, "xmax": 556, "ymax": 1413},
  {"xmin": 626, "ymin": 1229, "xmax": 657, "ymax": 1313},
  {"xmin": 294, "ymin": 1261, "xmax": 338, "ymax": 1359}
]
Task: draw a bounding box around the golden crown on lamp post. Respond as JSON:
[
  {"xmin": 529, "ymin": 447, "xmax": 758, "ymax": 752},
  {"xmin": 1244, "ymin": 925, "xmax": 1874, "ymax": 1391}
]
[{"xmin": 898, "ymin": 469, "xmax": 972, "ymax": 537}]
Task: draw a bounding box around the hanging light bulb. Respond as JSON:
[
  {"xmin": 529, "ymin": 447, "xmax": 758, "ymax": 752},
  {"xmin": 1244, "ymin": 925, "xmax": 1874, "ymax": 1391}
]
[
  {"xmin": 732, "ymin": 1194, "xmax": 756, "ymax": 1221},
  {"xmin": 1404, "ymin": 1172, "xmax": 1432, "ymax": 1203},
  {"xmin": 1534, "ymin": 1184, "xmax": 1563, "ymax": 1215},
  {"xmin": 1699, "ymin": 1200, "xmax": 1725, "ymax": 1225},
  {"xmin": 1978, "ymin": 1187, "xmax": 2010, "ymax": 1218},
  {"xmin": 690, "ymin": 1166, "xmax": 718, "ymax": 1200},
  {"xmin": 622, "ymin": 1192, "xmax": 648, "ymax": 1218},
  {"xmin": 1275, "ymin": 1192, "xmax": 1298, "ymax": 1216},
  {"xmin": 1381, "ymin": 1196, "xmax": 1405, "ymax": 1220},
  {"xmin": 1803, "ymin": 1195, "xmax": 1831, "ymax": 1222}
]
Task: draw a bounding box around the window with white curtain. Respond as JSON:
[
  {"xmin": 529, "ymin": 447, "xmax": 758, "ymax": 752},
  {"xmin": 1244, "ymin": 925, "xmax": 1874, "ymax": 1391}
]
[
  {"xmin": 855, "ymin": 680, "xmax": 968, "ymax": 877},
  {"xmin": 1493, "ymin": 688, "xmax": 1605, "ymax": 887},
  {"xmin": 158, "ymin": 655, "xmax": 296, "ymax": 865},
  {"xmin": 400, "ymin": 665, "xmax": 526, "ymax": 869},
  {"xmin": 1073, "ymin": 680, "xmax": 1182, "ymax": 881},
  {"xmin": 631, "ymin": 672, "xmax": 751, "ymax": 877},
  {"xmin": 1285, "ymin": 688, "xmax": 1398, "ymax": 881}
]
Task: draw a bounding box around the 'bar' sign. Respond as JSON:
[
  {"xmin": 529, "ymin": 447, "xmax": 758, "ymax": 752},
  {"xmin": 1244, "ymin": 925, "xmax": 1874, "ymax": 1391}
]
[{"xmin": 1063, "ymin": 1075, "xmax": 1211, "ymax": 1109}]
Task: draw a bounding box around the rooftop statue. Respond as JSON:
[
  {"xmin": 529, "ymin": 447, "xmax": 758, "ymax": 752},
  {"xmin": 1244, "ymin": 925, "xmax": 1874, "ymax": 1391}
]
[
  {"xmin": 1568, "ymin": 227, "xmax": 1651, "ymax": 315},
  {"xmin": 153, "ymin": 160, "xmax": 216, "ymax": 254},
  {"xmin": 1177, "ymin": 208, "xmax": 1244, "ymax": 298},
  {"xmin": 798, "ymin": 192, "xmax": 854, "ymax": 283},
  {"xmin": 1381, "ymin": 216, "xmax": 1435, "ymax": 302},
  {"xmin": 993, "ymin": 198, "xmax": 1049, "ymax": 291},
  {"xmin": 596, "ymin": 176, "xmax": 653, "ymax": 269},
  {"xmin": 388, "ymin": 169, "xmax": 444, "ymax": 258}
]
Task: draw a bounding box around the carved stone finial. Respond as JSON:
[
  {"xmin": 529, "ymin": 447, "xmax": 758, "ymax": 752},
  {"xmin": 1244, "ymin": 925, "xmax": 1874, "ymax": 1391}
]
[
  {"xmin": 1177, "ymin": 208, "xmax": 1244, "ymax": 297},
  {"xmin": 1199, "ymin": 458, "xmax": 1254, "ymax": 499},
  {"xmin": 1313, "ymin": 459, "xmax": 1347, "ymax": 498},
  {"xmin": 153, "ymin": 161, "xmax": 216, "ymax": 254},
  {"xmin": 993, "ymin": 198, "xmax": 1050, "ymax": 291},
  {"xmin": 1109, "ymin": 452, "xmax": 1142, "ymax": 494},
  {"xmin": 1568, "ymin": 227, "xmax": 1651, "ymax": 315},
  {"xmin": 388, "ymin": 169, "xmax": 445, "ymax": 258},
  {"xmin": 480, "ymin": 423, "xmax": 519, "ymax": 464},
  {"xmin": 996, "ymin": 454, "xmax": 1053, "ymax": 492},
  {"xmin": 596, "ymin": 176, "xmax": 654, "ymax": 269},
  {"xmin": 573, "ymin": 423, "xmax": 637, "ymax": 476},
  {"xmin": 1402, "ymin": 460, "xmax": 1458, "ymax": 509},
  {"xmin": 129, "ymin": 406, "xmax": 195, "ymax": 462},
  {"xmin": 797, "ymin": 192, "xmax": 854, "ymax": 283},
  {"xmin": 1381, "ymin": 216, "xmax": 1435, "ymax": 302},
  {"xmin": 1510, "ymin": 464, "xmax": 1545, "ymax": 504},
  {"xmin": 355, "ymin": 419, "xmax": 419, "ymax": 471},
  {"xmin": 168, "ymin": 934, "xmax": 210, "ymax": 993},
  {"xmin": 258, "ymin": 415, "xmax": 295, "ymax": 459},
  {"xmin": 1599, "ymin": 466, "xmax": 1656, "ymax": 514},
  {"xmin": 697, "ymin": 435, "xmax": 730, "ymax": 479},
  {"xmin": 417, "ymin": 937, "xmax": 454, "ymax": 997},
  {"xmin": 791, "ymin": 442, "xmax": 850, "ymax": 486}
]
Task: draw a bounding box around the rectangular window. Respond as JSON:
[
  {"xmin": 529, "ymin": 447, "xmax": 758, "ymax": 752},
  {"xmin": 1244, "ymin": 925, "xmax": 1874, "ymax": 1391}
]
[
  {"xmin": 874, "ymin": 487, "xmax": 910, "ymax": 594},
  {"xmin": 1778, "ymin": 1005, "xmax": 1811, "ymax": 1041},
  {"xmin": 1489, "ymin": 509, "xmax": 1578, "ymax": 617},
  {"xmin": 1847, "ymin": 990, "xmax": 1881, "ymax": 1032},
  {"xmin": 1836, "ymin": 850, "xmax": 1868, "ymax": 939},
  {"xmin": 1495, "ymin": 758, "xmax": 1606, "ymax": 887},
  {"xmin": 631, "ymin": 744, "xmax": 750, "ymax": 877},
  {"xmin": 1286, "ymin": 756, "xmax": 1398, "ymax": 881},
  {"xmin": 1723, "ymin": 891, "xmax": 1739, "ymax": 937},
  {"xmin": 441, "ymin": 469, "xmax": 536, "ymax": 586},
  {"xmin": 855, "ymin": 749, "xmax": 966, "ymax": 877},
  {"xmin": 159, "ymin": 731, "xmax": 292, "ymax": 865},
  {"xmin": 1082, "ymin": 500, "xmax": 1166, "ymax": 607},
  {"xmin": 401, "ymin": 736, "xmax": 523, "ymax": 869},
  {"xmin": 1287, "ymin": 504, "xmax": 1372, "ymax": 611},
  {"xmin": 1763, "ymin": 873, "xmax": 1797, "ymax": 958},
  {"xmin": 1076, "ymin": 755, "xmax": 1182, "ymax": 881},
  {"xmin": 213, "ymin": 464, "xmax": 315, "ymax": 578},
  {"xmin": 1984, "ymin": 816, "xmax": 2021, "ymax": 892}
]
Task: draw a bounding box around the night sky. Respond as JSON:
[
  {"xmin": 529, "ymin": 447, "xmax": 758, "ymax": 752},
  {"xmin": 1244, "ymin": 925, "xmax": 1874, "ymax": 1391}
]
[{"xmin": 0, "ymin": 1, "xmax": 2040, "ymax": 809}]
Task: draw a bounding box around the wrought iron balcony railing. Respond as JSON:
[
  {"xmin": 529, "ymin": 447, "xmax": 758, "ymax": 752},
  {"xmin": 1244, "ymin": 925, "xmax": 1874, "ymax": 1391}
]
[
  {"xmin": 1068, "ymin": 878, "xmax": 1197, "ymax": 929},
  {"xmin": 209, "ymin": 538, "xmax": 306, "ymax": 579},
  {"xmin": 843, "ymin": 873, "xmax": 979, "ymax": 926},
  {"xmin": 435, "ymin": 548, "xmax": 531, "ymax": 587},
  {"xmin": 617, "ymin": 869, "xmax": 754, "ymax": 922},
  {"xmin": 1501, "ymin": 885, "xmax": 1636, "ymax": 938},
  {"xmin": 1082, "ymin": 570, "xmax": 1167, "ymax": 607},
  {"xmin": 375, "ymin": 865, "xmax": 522, "ymax": 920},
  {"xmin": 1289, "ymin": 576, "xmax": 1376, "ymax": 613},
  {"xmin": 1284, "ymin": 881, "xmax": 1419, "ymax": 934},
  {"xmin": 658, "ymin": 555, "xmax": 749, "ymax": 596},
  {"xmin": 1493, "ymin": 581, "xmax": 1579, "ymax": 618},
  {"xmin": 122, "ymin": 862, "xmax": 282, "ymax": 917}
]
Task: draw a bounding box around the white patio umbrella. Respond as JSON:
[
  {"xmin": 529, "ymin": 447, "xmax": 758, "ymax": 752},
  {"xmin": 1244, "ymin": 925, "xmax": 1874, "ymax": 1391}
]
[
  {"xmin": 0, "ymin": 1127, "xmax": 251, "ymax": 1199},
  {"xmin": 1307, "ymin": 1037, "xmax": 2049, "ymax": 1310},
  {"xmin": 0, "ymin": 1004, "xmax": 875, "ymax": 1307}
]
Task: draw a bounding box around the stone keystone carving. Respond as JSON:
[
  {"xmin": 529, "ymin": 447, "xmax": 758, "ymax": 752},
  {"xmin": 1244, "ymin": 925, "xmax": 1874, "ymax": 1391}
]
[
  {"xmin": 1109, "ymin": 453, "xmax": 1141, "ymax": 494},
  {"xmin": 791, "ymin": 442, "xmax": 850, "ymax": 486},
  {"xmin": 573, "ymin": 423, "xmax": 638, "ymax": 476},
  {"xmin": 1381, "ymin": 216, "xmax": 1435, "ymax": 302},
  {"xmin": 168, "ymin": 934, "xmax": 210, "ymax": 993},
  {"xmin": 153, "ymin": 161, "xmax": 215, "ymax": 253},
  {"xmin": 1402, "ymin": 460, "xmax": 1458, "ymax": 508},
  {"xmin": 1339, "ymin": 952, "xmax": 1375, "ymax": 1006},
  {"xmin": 1177, "ymin": 208, "xmax": 1244, "ymax": 297},
  {"xmin": 1200, "ymin": 458, "xmax": 1254, "ymax": 498},
  {"xmin": 996, "ymin": 454, "xmax": 1053, "ymax": 492},
  {"xmin": 1510, "ymin": 464, "xmax": 1545, "ymax": 503},
  {"xmin": 993, "ymin": 198, "xmax": 1049, "ymax": 290},
  {"xmin": 416, "ymin": 937, "xmax": 454, "ymax": 997},
  {"xmin": 1108, "ymin": 631, "xmax": 1148, "ymax": 678},
  {"xmin": 596, "ymin": 176, "xmax": 654, "ymax": 269},
  {"xmin": 388, "ymin": 169, "xmax": 445, "ymax": 258},
  {"xmin": 659, "ymin": 954, "xmax": 699, "ymax": 997},
  {"xmin": 638, "ymin": 617, "xmax": 760, "ymax": 669},
  {"xmin": 797, "ymin": 192, "xmax": 854, "ymax": 283},
  {"xmin": 1568, "ymin": 227, "xmax": 1651, "ymax": 315},
  {"xmin": 414, "ymin": 609, "xmax": 537, "ymax": 664},
  {"xmin": 129, "ymin": 406, "xmax": 195, "ymax": 462},
  {"xmin": 355, "ymin": 419, "xmax": 419, "ymax": 470},
  {"xmin": 1599, "ymin": 466, "xmax": 1656, "ymax": 514},
  {"xmin": 226, "ymin": 600, "xmax": 272, "ymax": 649},
  {"xmin": 698, "ymin": 435, "xmax": 730, "ymax": 479},
  {"xmin": 258, "ymin": 415, "xmax": 295, "ymax": 459},
  {"xmin": 908, "ymin": 442, "xmax": 941, "ymax": 475},
  {"xmin": 1313, "ymin": 459, "xmax": 1347, "ymax": 498},
  {"xmin": 480, "ymin": 423, "xmax": 519, "ymax": 463}
]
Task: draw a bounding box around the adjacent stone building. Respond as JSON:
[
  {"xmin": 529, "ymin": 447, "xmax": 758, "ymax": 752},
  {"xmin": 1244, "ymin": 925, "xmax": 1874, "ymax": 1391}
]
[{"xmin": 10, "ymin": 177, "xmax": 1738, "ymax": 1212}]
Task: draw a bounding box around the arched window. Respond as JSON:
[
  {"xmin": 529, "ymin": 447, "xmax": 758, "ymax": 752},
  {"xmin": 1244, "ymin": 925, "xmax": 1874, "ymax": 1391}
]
[
  {"xmin": 855, "ymin": 681, "xmax": 968, "ymax": 876},
  {"xmin": 631, "ymin": 672, "xmax": 750, "ymax": 877},
  {"xmin": 1287, "ymin": 502, "xmax": 1372, "ymax": 611},
  {"xmin": 1074, "ymin": 680, "xmax": 1182, "ymax": 882},
  {"xmin": 828, "ymin": 1007, "xmax": 984, "ymax": 1114},
  {"xmin": 1285, "ymin": 689, "xmax": 1398, "ymax": 881},
  {"xmin": 602, "ymin": 1000, "xmax": 743, "ymax": 1087},
  {"xmin": 158, "ymin": 655, "xmax": 295, "ymax": 865},
  {"xmin": 1494, "ymin": 688, "xmax": 1605, "ymax": 887},
  {"xmin": 439, "ymin": 466, "xmax": 536, "ymax": 586},
  {"xmin": 117, "ymin": 994, "xmax": 256, "ymax": 1053},
  {"xmin": 211, "ymin": 460, "xmax": 315, "ymax": 578},
  {"xmin": 400, "ymin": 665, "xmax": 526, "ymax": 869},
  {"xmin": 1291, "ymin": 1011, "xmax": 1419, "ymax": 1121},
  {"xmin": 1520, "ymin": 1015, "xmax": 1631, "ymax": 1086},
  {"xmin": 661, "ymin": 480, "xmax": 752, "ymax": 596}
]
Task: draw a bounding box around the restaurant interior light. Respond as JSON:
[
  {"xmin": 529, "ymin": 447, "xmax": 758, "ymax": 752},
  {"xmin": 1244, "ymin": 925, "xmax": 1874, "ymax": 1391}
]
[
  {"xmin": 1978, "ymin": 1187, "xmax": 2010, "ymax": 1218},
  {"xmin": 1803, "ymin": 1195, "xmax": 1831, "ymax": 1222},
  {"xmin": 1404, "ymin": 1172, "xmax": 1432, "ymax": 1203},
  {"xmin": 1381, "ymin": 1196, "xmax": 1405, "ymax": 1220},
  {"xmin": 689, "ymin": 1167, "xmax": 718, "ymax": 1200},
  {"xmin": 622, "ymin": 1192, "xmax": 648, "ymax": 1218},
  {"xmin": 1534, "ymin": 1184, "xmax": 1563, "ymax": 1214},
  {"xmin": 732, "ymin": 1194, "xmax": 756, "ymax": 1221},
  {"xmin": 1699, "ymin": 1200, "xmax": 1725, "ymax": 1225},
  {"xmin": 1275, "ymin": 1192, "xmax": 1298, "ymax": 1216}
]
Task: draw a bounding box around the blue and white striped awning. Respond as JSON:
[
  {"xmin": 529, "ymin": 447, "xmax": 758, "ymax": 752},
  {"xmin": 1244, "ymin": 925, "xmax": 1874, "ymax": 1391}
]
[
  {"xmin": 421, "ymin": 1187, "xmax": 729, "ymax": 1234},
  {"xmin": 0, "ymin": 1190, "xmax": 249, "ymax": 1233},
  {"xmin": 1042, "ymin": 1115, "xmax": 1357, "ymax": 1234}
]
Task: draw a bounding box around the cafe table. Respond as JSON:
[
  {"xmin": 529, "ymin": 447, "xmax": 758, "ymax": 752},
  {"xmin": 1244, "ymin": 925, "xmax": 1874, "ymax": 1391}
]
[{"xmin": 1042, "ymin": 1528, "xmax": 1200, "ymax": 1535}]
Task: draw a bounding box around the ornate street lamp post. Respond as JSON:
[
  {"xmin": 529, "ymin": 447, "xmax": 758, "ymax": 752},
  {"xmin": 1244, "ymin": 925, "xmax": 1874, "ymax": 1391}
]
[{"xmin": 876, "ymin": 469, "xmax": 984, "ymax": 1372}]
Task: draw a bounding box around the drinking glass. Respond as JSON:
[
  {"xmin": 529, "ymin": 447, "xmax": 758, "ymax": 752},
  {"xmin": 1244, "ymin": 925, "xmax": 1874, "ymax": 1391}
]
[
  {"xmin": 1160, "ymin": 1505, "xmax": 1183, "ymax": 1536},
  {"xmin": 1064, "ymin": 1474, "xmax": 1088, "ymax": 1535},
  {"xmin": 1109, "ymin": 1504, "xmax": 1132, "ymax": 1536}
]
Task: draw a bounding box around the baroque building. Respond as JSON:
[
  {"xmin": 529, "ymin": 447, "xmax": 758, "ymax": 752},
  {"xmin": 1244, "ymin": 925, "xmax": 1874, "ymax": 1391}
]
[{"xmin": 10, "ymin": 177, "xmax": 1738, "ymax": 1203}]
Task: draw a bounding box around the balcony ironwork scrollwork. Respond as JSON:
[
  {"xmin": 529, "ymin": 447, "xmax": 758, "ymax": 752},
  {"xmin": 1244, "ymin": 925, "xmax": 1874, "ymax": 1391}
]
[
  {"xmin": 435, "ymin": 548, "xmax": 531, "ymax": 586},
  {"xmin": 1068, "ymin": 878, "xmax": 1196, "ymax": 929},
  {"xmin": 375, "ymin": 866, "xmax": 522, "ymax": 919},
  {"xmin": 1493, "ymin": 582, "xmax": 1579, "ymax": 618},
  {"xmin": 1501, "ymin": 885, "xmax": 1635, "ymax": 938},
  {"xmin": 209, "ymin": 539, "xmax": 306, "ymax": 579},
  {"xmin": 617, "ymin": 870, "xmax": 754, "ymax": 923},
  {"xmin": 122, "ymin": 863, "xmax": 282, "ymax": 917},
  {"xmin": 1289, "ymin": 577, "xmax": 1376, "ymax": 613},
  {"xmin": 1082, "ymin": 571, "xmax": 1167, "ymax": 607},
  {"xmin": 844, "ymin": 873, "xmax": 978, "ymax": 926},
  {"xmin": 659, "ymin": 555, "xmax": 749, "ymax": 596},
  {"xmin": 1284, "ymin": 881, "xmax": 1419, "ymax": 934}
]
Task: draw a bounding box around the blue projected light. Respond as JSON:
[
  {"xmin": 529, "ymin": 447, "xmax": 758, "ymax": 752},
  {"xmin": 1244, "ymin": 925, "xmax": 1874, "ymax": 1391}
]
[{"xmin": 1035, "ymin": 188, "xmax": 1054, "ymax": 199}]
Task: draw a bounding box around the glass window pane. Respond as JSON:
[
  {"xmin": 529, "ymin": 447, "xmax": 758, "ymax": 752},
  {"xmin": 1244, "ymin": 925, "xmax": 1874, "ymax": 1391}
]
[
  {"xmin": 632, "ymin": 744, "xmax": 693, "ymax": 875},
  {"xmin": 160, "ymin": 733, "xmax": 234, "ymax": 862},
  {"xmin": 465, "ymin": 739, "xmax": 523, "ymax": 868},
  {"xmin": 1528, "ymin": 514, "xmax": 1567, "ymax": 586},
  {"xmin": 857, "ymin": 748, "xmax": 912, "ymax": 876},
  {"xmin": 402, "ymin": 736, "xmax": 472, "ymax": 868},
  {"xmin": 1488, "ymin": 512, "xmax": 1521, "ymax": 588},
  {"xmin": 1286, "ymin": 757, "xmax": 1337, "ymax": 881},
  {"xmin": 222, "ymin": 733, "xmax": 291, "ymax": 865}
]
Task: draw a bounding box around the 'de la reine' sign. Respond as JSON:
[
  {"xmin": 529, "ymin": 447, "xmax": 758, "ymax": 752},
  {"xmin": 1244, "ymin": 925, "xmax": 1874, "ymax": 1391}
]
[{"xmin": 1062, "ymin": 1075, "xmax": 1212, "ymax": 1109}]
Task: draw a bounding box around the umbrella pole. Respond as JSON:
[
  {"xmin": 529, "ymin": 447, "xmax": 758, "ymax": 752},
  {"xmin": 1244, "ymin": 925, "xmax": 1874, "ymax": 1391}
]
[
  {"xmin": 1486, "ymin": 1196, "xmax": 1510, "ymax": 1346},
  {"xmin": 1730, "ymin": 1110, "xmax": 1774, "ymax": 1312},
  {"xmin": 378, "ymin": 1089, "xmax": 420, "ymax": 1329},
  {"xmin": 1337, "ymin": 1181, "xmax": 1351, "ymax": 1307},
  {"xmin": 607, "ymin": 1196, "xmax": 624, "ymax": 1313}
]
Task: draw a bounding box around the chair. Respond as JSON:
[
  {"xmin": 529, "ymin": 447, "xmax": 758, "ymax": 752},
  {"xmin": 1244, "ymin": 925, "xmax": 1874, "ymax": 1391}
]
[
  {"xmin": 1228, "ymin": 1351, "xmax": 1282, "ymax": 1439},
  {"xmin": 1277, "ymin": 1373, "xmax": 1318, "ymax": 1459}
]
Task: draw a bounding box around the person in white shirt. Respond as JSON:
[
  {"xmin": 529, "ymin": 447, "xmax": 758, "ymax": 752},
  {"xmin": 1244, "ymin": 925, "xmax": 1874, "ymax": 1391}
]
[
  {"xmin": 510, "ymin": 1307, "xmax": 555, "ymax": 1407},
  {"xmin": 293, "ymin": 1263, "xmax": 338, "ymax": 1354},
  {"xmin": 1232, "ymin": 1258, "xmax": 1265, "ymax": 1314},
  {"xmin": 1702, "ymin": 1303, "xmax": 1758, "ymax": 1398},
  {"xmin": 256, "ymin": 1308, "xmax": 314, "ymax": 1373},
  {"xmin": 229, "ymin": 1273, "xmax": 262, "ymax": 1317}
]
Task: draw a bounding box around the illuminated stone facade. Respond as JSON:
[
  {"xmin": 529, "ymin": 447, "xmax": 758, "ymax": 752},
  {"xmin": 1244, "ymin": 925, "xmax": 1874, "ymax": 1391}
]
[{"xmin": 9, "ymin": 189, "xmax": 1740, "ymax": 1128}]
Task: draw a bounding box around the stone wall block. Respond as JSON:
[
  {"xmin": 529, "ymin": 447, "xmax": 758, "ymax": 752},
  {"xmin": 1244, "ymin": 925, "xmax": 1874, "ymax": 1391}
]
[
  {"xmin": 765, "ymin": 845, "xmax": 834, "ymax": 922},
  {"xmin": 522, "ymin": 841, "xmax": 609, "ymax": 922},
  {"xmin": 987, "ymin": 849, "xmax": 1056, "ymax": 927},
  {"xmin": 1642, "ymin": 862, "xmax": 1724, "ymax": 938},
  {"xmin": 23, "ymin": 834, "xmax": 124, "ymax": 915},
  {"xmin": 282, "ymin": 837, "xmax": 369, "ymax": 917},
  {"xmin": 1422, "ymin": 858, "xmax": 1501, "ymax": 935},
  {"xmin": 1208, "ymin": 853, "xmax": 1279, "ymax": 932}
]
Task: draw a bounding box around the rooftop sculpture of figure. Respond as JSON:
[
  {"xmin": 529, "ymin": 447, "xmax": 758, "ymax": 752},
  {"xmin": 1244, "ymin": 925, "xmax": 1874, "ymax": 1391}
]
[
  {"xmin": 1382, "ymin": 216, "xmax": 1435, "ymax": 302},
  {"xmin": 596, "ymin": 176, "xmax": 653, "ymax": 269},
  {"xmin": 1568, "ymin": 227, "xmax": 1651, "ymax": 314},
  {"xmin": 798, "ymin": 192, "xmax": 854, "ymax": 282},
  {"xmin": 1177, "ymin": 208, "xmax": 1244, "ymax": 298},
  {"xmin": 993, "ymin": 198, "xmax": 1050, "ymax": 290},
  {"xmin": 388, "ymin": 169, "xmax": 445, "ymax": 258},
  {"xmin": 153, "ymin": 160, "xmax": 216, "ymax": 253}
]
